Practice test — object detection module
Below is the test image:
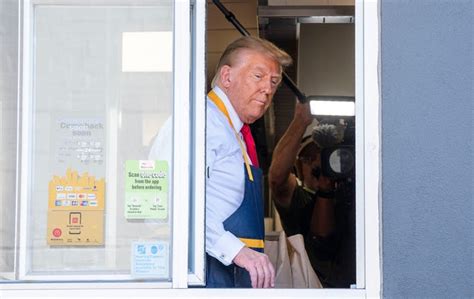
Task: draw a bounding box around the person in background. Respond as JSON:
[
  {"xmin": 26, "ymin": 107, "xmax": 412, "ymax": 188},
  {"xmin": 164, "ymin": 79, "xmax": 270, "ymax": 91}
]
[
  {"xmin": 269, "ymin": 101, "xmax": 356, "ymax": 288},
  {"xmin": 206, "ymin": 36, "xmax": 292, "ymax": 288}
]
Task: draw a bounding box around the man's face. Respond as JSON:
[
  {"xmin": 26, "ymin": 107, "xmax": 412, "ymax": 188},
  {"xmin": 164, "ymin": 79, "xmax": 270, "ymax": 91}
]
[
  {"xmin": 301, "ymin": 154, "xmax": 322, "ymax": 188},
  {"xmin": 220, "ymin": 49, "xmax": 282, "ymax": 124},
  {"xmin": 300, "ymin": 149, "xmax": 334, "ymax": 192}
]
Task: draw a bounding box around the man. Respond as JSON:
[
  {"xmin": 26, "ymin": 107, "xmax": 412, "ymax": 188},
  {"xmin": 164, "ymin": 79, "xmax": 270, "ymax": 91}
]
[
  {"xmin": 206, "ymin": 36, "xmax": 292, "ymax": 288},
  {"xmin": 268, "ymin": 101, "xmax": 355, "ymax": 288}
]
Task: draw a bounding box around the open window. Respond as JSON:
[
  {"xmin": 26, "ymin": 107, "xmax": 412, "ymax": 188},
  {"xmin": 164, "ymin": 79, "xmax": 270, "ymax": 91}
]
[
  {"xmin": 259, "ymin": 4, "xmax": 357, "ymax": 289},
  {"xmin": 204, "ymin": 0, "xmax": 381, "ymax": 296}
]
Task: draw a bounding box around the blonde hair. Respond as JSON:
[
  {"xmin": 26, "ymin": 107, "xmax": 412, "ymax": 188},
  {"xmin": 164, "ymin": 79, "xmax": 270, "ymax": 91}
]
[{"xmin": 211, "ymin": 36, "xmax": 292, "ymax": 88}]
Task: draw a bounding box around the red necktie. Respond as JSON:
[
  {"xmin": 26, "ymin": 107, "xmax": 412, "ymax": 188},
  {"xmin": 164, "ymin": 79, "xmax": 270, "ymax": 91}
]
[{"xmin": 240, "ymin": 124, "xmax": 259, "ymax": 167}]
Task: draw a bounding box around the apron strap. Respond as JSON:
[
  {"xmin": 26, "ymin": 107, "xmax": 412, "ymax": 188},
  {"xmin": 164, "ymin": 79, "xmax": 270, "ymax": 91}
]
[
  {"xmin": 208, "ymin": 90, "xmax": 254, "ymax": 182},
  {"xmin": 238, "ymin": 237, "xmax": 264, "ymax": 249}
]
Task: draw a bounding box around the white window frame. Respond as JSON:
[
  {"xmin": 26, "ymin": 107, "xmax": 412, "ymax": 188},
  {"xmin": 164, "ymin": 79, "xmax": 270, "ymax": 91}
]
[
  {"xmin": 187, "ymin": 0, "xmax": 206, "ymax": 286},
  {"xmin": 2, "ymin": 0, "xmax": 191, "ymax": 288},
  {"xmin": 1, "ymin": 0, "xmax": 381, "ymax": 297}
]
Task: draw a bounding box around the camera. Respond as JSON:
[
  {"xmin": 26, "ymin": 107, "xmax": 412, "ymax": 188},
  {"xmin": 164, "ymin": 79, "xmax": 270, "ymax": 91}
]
[
  {"xmin": 312, "ymin": 118, "xmax": 356, "ymax": 207},
  {"xmin": 312, "ymin": 118, "xmax": 355, "ymax": 180},
  {"xmin": 321, "ymin": 145, "xmax": 355, "ymax": 179}
]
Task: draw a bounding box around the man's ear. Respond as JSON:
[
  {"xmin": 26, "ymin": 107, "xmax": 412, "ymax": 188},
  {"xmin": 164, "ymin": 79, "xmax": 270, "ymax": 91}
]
[{"xmin": 219, "ymin": 65, "xmax": 232, "ymax": 88}]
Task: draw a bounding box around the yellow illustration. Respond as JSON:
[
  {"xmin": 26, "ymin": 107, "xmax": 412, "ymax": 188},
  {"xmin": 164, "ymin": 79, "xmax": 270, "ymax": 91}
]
[{"xmin": 47, "ymin": 168, "xmax": 105, "ymax": 246}]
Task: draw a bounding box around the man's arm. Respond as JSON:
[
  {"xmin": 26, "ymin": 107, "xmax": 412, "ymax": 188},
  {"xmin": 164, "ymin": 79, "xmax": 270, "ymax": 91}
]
[{"xmin": 269, "ymin": 101, "xmax": 313, "ymax": 208}]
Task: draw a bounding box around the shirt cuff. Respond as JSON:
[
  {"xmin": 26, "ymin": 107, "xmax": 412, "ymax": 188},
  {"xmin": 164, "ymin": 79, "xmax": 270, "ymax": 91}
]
[{"xmin": 208, "ymin": 231, "xmax": 245, "ymax": 266}]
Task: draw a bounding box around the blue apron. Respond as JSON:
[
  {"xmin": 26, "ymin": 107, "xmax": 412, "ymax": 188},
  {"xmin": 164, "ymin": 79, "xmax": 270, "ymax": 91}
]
[{"xmin": 206, "ymin": 90, "xmax": 265, "ymax": 288}]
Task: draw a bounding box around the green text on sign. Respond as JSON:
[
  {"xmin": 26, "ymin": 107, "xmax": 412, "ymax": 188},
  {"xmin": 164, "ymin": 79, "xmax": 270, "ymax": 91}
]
[{"xmin": 125, "ymin": 160, "xmax": 168, "ymax": 219}]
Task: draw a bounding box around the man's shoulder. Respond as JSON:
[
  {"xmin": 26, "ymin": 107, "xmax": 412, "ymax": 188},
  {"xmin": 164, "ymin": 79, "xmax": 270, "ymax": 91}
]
[
  {"xmin": 206, "ymin": 100, "xmax": 238, "ymax": 154},
  {"xmin": 275, "ymin": 184, "xmax": 314, "ymax": 215},
  {"xmin": 207, "ymin": 100, "xmax": 229, "ymax": 128},
  {"xmin": 292, "ymin": 184, "xmax": 315, "ymax": 207}
]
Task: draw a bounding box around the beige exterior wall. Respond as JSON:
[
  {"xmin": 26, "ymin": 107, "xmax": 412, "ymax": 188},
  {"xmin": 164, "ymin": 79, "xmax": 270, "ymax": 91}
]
[{"xmin": 206, "ymin": 0, "xmax": 258, "ymax": 88}]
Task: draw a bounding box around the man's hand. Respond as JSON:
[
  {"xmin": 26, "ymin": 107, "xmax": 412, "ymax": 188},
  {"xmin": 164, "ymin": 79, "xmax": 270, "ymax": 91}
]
[
  {"xmin": 318, "ymin": 174, "xmax": 335, "ymax": 192},
  {"xmin": 233, "ymin": 247, "xmax": 275, "ymax": 288},
  {"xmin": 294, "ymin": 101, "xmax": 313, "ymax": 128}
]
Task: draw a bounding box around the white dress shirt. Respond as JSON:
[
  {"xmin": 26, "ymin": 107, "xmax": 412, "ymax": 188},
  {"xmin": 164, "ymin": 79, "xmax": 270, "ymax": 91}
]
[
  {"xmin": 148, "ymin": 116, "xmax": 172, "ymax": 162},
  {"xmin": 206, "ymin": 86, "xmax": 252, "ymax": 266}
]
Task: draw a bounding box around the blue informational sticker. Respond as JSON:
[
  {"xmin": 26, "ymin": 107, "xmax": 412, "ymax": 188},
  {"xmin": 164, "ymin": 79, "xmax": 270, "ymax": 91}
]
[{"xmin": 131, "ymin": 241, "xmax": 169, "ymax": 278}]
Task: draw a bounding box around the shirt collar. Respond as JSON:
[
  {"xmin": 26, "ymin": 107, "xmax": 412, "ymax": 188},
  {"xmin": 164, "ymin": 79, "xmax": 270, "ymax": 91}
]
[{"xmin": 212, "ymin": 86, "xmax": 244, "ymax": 132}]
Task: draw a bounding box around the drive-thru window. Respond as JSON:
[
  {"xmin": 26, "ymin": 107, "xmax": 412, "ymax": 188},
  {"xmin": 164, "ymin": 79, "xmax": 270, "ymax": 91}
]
[{"xmin": 0, "ymin": 0, "xmax": 380, "ymax": 297}]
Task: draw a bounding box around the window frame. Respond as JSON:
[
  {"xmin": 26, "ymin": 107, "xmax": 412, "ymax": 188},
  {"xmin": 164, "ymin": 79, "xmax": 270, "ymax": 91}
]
[
  {"xmin": 1, "ymin": 0, "xmax": 381, "ymax": 296},
  {"xmin": 6, "ymin": 0, "xmax": 191, "ymax": 287},
  {"xmin": 355, "ymin": 0, "xmax": 382, "ymax": 296},
  {"xmin": 187, "ymin": 0, "xmax": 206, "ymax": 286}
]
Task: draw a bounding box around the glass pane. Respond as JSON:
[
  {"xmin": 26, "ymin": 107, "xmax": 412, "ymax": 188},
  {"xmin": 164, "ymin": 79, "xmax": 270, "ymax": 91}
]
[
  {"xmin": 23, "ymin": 2, "xmax": 174, "ymax": 280},
  {"xmin": 0, "ymin": 0, "xmax": 19, "ymax": 279}
]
